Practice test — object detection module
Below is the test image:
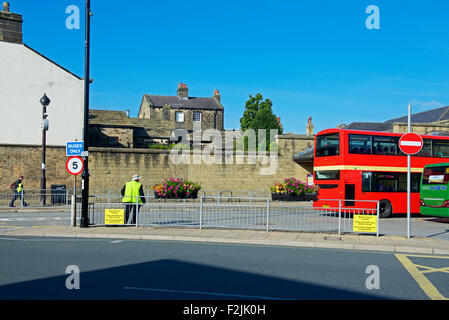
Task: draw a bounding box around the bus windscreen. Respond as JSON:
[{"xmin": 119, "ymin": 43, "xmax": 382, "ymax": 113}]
[
  {"xmin": 316, "ymin": 133, "xmax": 339, "ymax": 157},
  {"xmin": 422, "ymin": 166, "xmax": 449, "ymax": 185}
]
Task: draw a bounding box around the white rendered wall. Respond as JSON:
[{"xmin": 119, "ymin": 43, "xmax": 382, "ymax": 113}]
[{"xmin": 0, "ymin": 41, "xmax": 84, "ymax": 146}]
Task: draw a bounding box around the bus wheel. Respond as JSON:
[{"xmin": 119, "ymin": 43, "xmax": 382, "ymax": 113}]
[{"xmin": 379, "ymin": 200, "xmax": 392, "ymax": 218}]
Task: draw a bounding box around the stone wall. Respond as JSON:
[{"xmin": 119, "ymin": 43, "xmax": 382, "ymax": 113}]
[
  {"xmin": 0, "ymin": 134, "xmax": 314, "ymax": 193},
  {"xmin": 0, "ymin": 144, "xmax": 78, "ymax": 191},
  {"xmin": 89, "ymin": 134, "xmax": 314, "ymax": 192},
  {"xmin": 392, "ymin": 121, "xmax": 449, "ymax": 135}
]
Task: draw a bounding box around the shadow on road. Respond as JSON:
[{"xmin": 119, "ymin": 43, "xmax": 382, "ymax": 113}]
[{"xmin": 0, "ymin": 259, "xmax": 387, "ymax": 300}]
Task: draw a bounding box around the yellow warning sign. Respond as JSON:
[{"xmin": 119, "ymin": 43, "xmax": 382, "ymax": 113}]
[
  {"xmin": 353, "ymin": 214, "xmax": 377, "ymax": 233},
  {"xmin": 105, "ymin": 209, "xmax": 125, "ymax": 225}
]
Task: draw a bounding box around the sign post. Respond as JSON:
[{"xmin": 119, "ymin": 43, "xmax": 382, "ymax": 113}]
[
  {"xmin": 398, "ymin": 105, "xmax": 423, "ymax": 239},
  {"xmin": 66, "ymin": 156, "xmax": 84, "ymax": 228}
]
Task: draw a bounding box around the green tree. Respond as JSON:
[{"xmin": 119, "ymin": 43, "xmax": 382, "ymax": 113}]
[
  {"xmin": 240, "ymin": 93, "xmax": 271, "ymax": 131},
  {"xmin": 250, "ymin": 104, "xmax": 282, "ymax": 151},
  {"xmin": 239, "ymin": 93, "xmax": 282, "ymax": 151}
]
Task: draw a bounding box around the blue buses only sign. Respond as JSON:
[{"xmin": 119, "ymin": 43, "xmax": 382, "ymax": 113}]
[{"xmin": 66, "ymin": 141, "xmax": 84, "ymax": 156}]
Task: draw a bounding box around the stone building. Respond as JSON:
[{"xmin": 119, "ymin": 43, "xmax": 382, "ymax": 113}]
[
  {"xmin": 138, "ymin": 83, "xmax": 224, "ymax": 133},
  {"xmin": 90, "ymin": 83, "xmax": 226, "ymax": 149},
  {"xmin": 88, "ymin": 109, "xmax": 174, "ymax": 148}
]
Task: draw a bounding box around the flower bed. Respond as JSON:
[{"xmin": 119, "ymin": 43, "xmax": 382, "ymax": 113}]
[
  {"xmin": 270, "ymin": 177, "xmax": 319, "ymax": 201},
  {"xmin": 152, "ymin": 177, "xmax": 202, "ymax": 199}
]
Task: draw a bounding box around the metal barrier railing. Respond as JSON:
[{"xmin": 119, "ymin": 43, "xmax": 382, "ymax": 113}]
[
  {"xmin": 73, "ymin": 196, "xmax": 379, "ymax": 236},
  {"xmin": 312, "ymin": 199, "xmax": 380, "ymax": 236},
  {"xmin": 0, "ymin": 191, "xmax": 70, "ymax": 209},
  {"xmin": 0, "ymin": 190, "xmax": 272, "ymax": 209}
]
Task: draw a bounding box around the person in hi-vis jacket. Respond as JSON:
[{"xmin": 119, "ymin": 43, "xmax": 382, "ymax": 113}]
[
  {"xmin": 9, "ymin": 175, "xmax": 28, "ymax": 207},
  {"xmin": 121, "ymin": 174, "xmax": 145, "ymax": 224}
]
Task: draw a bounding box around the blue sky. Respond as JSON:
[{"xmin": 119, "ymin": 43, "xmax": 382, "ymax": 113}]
[{"xmin": 11, "ymin": 0, "xmax": 449, "ymax": 134}]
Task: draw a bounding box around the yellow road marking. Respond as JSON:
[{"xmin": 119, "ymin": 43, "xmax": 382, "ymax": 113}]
[
  {"xmin": 416, "ymin": 265, "xmax": 449, "ymax": 274},
  {"xmin": 395, "ymin": 254, "xmax": 449, "ymax": 300}
]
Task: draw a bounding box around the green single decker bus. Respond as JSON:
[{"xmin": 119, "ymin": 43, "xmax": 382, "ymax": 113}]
[{"xmin": 420, "ymin": 163, "xmax": 449, "ymax": 217}]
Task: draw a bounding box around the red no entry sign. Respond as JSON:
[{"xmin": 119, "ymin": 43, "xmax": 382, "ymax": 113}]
[{"xmin": 399, "ymin": 133, "xmax": 423, "ymax": 155}]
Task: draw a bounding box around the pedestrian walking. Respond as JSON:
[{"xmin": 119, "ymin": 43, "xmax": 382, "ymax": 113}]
[
  {"xmin": 9, "ymin": 175, "xmax": 28, "ymax": 207},
  {"xmin": 121, "ymin": 174, "xmax": 145, "ymax": 224}
]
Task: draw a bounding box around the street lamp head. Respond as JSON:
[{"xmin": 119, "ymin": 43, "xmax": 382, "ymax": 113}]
[{"xmin": 40, "ymin": 94, "xmax": 50, "ymax": 107}]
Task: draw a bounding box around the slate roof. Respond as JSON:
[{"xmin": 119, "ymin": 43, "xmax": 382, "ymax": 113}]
[
  {"xmin": 343, "ymin": 106, "xmax": 449, "ymax": 132},
  {"xmin": 143, "ymin": 95, "xmax": 223, "ymax": 111},
  {"xmin": 386, "ymin": 106, "xmax": 449, "ymax": 123},
  {"xmin": 343, "ymin": 122, "xmax": 393, "ymax": 132}
]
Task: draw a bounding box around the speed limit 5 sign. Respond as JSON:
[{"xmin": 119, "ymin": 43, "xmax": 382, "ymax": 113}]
[{"xmin": 66, "ymin": 156, "xmax": 84, "ymax": 175}]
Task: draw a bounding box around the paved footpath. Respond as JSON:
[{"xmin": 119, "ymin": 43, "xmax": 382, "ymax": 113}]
[{"xmin": 3, "ymin": 225, "xmax": 449, "ymax": 255}]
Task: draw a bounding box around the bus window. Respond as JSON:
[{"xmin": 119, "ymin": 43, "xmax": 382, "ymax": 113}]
[
  {"xmin": 316, "ymin": 133, "xmax": 339, "ymax": 157},
  {"xmin": 372, "ymin": 136, "xmax": 398, "ymax": 155},
  {"xmin": 398, "ymin": 173, "xmax": 421, "ymax": 192},
  {"xmin": 374, "ymin": 173, "xmax": 396, "ymax": 192},
  {"xmin": 416, "ymin": 139, "xmax": 432, "ymax": 157},
  {"xmin": 412, "ymin": 173, "xmax": 421, "ymax": 192},
  {"xmin": 433, "ymin": 141, "xmax": 449, "ymax": 158},
  {"xmin": 398, "ymin": 174, "xmax": 407, "ymax": 192},
  {"xmin": 363, "ymin": 171, "xmax": 421, "ymax": 192},
  {"xmin": 349, "ymin": 134, "xmax": 372, "ymax": 154},
  {"xmin": 422, "ymin": 166, "xmax": 449, "ymax": 184},
  {"xmin": 362, "ymin": 172, "xmax": 372, "ymax": 191},
  {"xmin": 315, "ymin": 170, "xmax": 340, "ymax": 180}
]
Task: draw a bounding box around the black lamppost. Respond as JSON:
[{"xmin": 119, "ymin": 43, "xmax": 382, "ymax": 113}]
[
  {"xmin": 40, "ymin": 93, "xmax": 50, "ymax": 205},
  {"xmin": 80, "ymin": 0, "xmax": 91, "ymax": 228}
]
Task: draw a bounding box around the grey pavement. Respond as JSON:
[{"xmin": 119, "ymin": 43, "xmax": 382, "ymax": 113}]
[{"xmin": 3, "ymin": 224, "xmax": 449, "ymax": 255}]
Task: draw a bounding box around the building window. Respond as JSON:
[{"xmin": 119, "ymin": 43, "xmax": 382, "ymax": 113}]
[
  {"xmin": 133, "ymin": 137, "xmax": 144, "ymax": 148},
  {"xmin": 107, "ymin": 137, "xmax": 119, "ymax": 146},
  {"xmin": 193, "ymin": 112, "xmax": 202, "ymax": 122},
  {"xmin": 175, "ymin": 111, "xmax": 184, "ymax": 123}
]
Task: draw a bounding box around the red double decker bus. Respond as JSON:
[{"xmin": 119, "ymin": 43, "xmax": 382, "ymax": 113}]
[{"xmin": 313, "ymin": 128, "xmax": 449, "ymax": 217}]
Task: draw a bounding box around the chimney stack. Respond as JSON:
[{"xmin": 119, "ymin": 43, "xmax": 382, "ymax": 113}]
[
  {"xmin": 213, "ymin": 89, "xmax": 221, "ymax": 103},
  {"xmin": 306, "ymin": 116, "xmax": 314, "ymax": 136},
  {"xmin": 0, "ymin": 2, "xmax": 23, "ymax": 44},
  {"xmin": 177, "ymin": 82, "xmax": 188, "ymax": 100}
]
